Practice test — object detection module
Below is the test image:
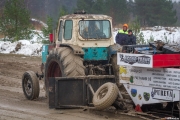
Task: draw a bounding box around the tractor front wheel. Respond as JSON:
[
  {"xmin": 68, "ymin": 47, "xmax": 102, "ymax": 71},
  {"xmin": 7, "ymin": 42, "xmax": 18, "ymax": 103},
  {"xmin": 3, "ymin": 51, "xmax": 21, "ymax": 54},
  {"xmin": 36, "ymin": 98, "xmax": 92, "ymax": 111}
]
[{"xmin": 22, "ymin": 71, "xmax": 40, "ymax": 100}]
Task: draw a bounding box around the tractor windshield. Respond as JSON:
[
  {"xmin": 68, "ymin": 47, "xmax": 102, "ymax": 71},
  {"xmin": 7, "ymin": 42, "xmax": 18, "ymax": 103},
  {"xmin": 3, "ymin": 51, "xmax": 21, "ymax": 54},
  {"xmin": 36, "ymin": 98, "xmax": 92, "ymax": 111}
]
[{"xmin": 79, "ymin": 20, "xmax": 111, "ymax": 39}]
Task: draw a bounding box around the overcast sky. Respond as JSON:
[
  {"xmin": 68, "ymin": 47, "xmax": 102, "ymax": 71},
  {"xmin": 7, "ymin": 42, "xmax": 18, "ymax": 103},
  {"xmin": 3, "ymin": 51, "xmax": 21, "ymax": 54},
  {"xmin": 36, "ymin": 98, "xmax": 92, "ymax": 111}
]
[{"xmin": 172, "ymin": 0, "xmax": 180, "ymax": 2}]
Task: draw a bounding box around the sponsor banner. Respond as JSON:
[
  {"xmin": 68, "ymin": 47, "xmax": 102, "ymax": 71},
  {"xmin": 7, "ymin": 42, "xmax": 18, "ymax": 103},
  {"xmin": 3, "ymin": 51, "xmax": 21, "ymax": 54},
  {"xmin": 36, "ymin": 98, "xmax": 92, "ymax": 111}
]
[
  {"xmin": 151, "ymin": 88, "xmax": 173, "ymax": 101},
  {"xmin": 119, "ymin": 66, "xmax": 180, "ymax": 91},
  {"xmin": 123, "ymin": 84, "xmax": 180, "ymax": 106},
  {"xmin": 117, "ymin": 53, "xmax": 153, "ymax": 68}
]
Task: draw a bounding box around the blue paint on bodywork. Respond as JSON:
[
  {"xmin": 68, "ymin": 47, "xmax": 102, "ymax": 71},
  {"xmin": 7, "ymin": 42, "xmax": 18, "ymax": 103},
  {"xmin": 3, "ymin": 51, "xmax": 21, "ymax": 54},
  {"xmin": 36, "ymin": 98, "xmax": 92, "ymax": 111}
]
[
  {"xmin": 41, "ymin": 44, "xmax": 120, "ymax": 62},
  {"xmin": 83, "ymin": 47, "xmax": 108, "ymax": 60},
  {"xmin": 42, "ymin": 44, "xmax": 49, "ymax": 63}
]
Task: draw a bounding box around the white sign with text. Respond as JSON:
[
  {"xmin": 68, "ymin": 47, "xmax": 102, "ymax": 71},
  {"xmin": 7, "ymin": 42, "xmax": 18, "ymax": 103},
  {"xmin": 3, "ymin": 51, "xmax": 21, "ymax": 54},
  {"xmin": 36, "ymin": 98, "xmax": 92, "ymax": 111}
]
[
  {"xmin": 119, "ymin": 66, "xmax": 180, "ymax": 91},
  {"xmin": 123, "ymin": 84, "xmax": 180, "ymax": 106},
  {"xmin": 117, "ymin": 53, "xmax": 153, "ymax": 68}
]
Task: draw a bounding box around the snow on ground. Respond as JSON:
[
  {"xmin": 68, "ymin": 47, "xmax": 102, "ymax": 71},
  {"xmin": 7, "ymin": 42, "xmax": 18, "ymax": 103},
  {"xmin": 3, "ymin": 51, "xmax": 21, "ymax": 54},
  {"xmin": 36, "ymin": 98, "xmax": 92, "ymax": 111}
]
[
  {"xmin": 0, "ymin": 26, "xmax": 180, "ymax": 56},
  {"xmin": 0, "ymin": 40, "xmax": 43, "ymax": 56},
  {"xmin": 16, "ymin": 40, "xmax": 42, "ymax": 56},
  {"xmin": 0, "ymin": 30, "xmax": 46, "ymax": 56},
  {"xmin": 30, "ymin": 30, "xmax": 47, "ymax": 43},
  {"xmin": 141, "ymin": 26, "xmax": 180, "ymax": 43}
]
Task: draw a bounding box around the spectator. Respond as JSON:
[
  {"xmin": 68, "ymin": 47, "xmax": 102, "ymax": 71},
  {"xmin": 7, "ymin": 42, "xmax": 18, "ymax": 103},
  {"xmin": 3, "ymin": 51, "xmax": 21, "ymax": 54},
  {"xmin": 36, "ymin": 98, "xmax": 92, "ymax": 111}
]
[
  {"xmin": 115, "ymin": 24, "xmax": 128, "ymax": 45},
  {"xmin": 127, "ymin": 30, "xmax": 136, "ymax": 45}
]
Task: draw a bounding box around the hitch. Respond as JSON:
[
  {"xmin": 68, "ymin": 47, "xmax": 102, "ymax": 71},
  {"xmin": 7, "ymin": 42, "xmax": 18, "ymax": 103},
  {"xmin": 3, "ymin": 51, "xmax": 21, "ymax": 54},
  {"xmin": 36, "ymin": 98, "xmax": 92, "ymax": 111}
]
[{"xmin": 36, "ymin": 72, "xmax": 44, "ymax": 80}]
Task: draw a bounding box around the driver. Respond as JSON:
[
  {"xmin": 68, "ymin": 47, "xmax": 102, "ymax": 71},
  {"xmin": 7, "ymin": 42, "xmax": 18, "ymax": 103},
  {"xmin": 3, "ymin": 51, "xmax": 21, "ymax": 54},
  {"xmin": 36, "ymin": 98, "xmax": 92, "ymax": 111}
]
[{"xmin": 83, "ymin": 21, "xmax": 104, "ymax": 39}]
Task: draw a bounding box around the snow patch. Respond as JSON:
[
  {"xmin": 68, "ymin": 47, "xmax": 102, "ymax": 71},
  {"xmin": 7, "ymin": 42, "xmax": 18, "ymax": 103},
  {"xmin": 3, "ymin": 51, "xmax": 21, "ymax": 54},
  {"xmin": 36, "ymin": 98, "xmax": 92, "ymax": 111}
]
[
  {"xmin": 31, "ymin": 18, "xmax": 48, "ymax": 28},
  {"xmin": 0, "ymin": 30, "xmax": 46, "ymax": 56},
  {"xmin": 0, "ymin": 40, "xmax": 42, "ymax": 56}
]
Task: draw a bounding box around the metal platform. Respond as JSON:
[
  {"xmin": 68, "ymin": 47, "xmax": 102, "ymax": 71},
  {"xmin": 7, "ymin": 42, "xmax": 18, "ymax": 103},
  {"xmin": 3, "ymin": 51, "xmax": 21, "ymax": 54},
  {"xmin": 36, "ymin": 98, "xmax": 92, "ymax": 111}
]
[{"xmin": 48, "ymin": 75, "xmax": 115, "ymax": 109}]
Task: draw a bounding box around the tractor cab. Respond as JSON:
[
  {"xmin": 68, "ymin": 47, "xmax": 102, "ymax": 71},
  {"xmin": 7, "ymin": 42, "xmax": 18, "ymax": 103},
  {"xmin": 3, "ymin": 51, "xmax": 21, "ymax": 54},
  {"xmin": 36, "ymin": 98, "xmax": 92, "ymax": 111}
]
[{"xmin": 54, "ymin": 13, "xmax": 115, "ymax": 48}]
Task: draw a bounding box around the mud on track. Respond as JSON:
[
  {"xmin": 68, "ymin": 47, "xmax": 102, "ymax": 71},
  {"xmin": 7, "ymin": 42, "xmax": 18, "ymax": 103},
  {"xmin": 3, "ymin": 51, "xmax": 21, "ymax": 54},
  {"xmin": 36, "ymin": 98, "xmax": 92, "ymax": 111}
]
[{"xmin": 0, "ymin": 53, "xmax": 142, "ymax": 120}]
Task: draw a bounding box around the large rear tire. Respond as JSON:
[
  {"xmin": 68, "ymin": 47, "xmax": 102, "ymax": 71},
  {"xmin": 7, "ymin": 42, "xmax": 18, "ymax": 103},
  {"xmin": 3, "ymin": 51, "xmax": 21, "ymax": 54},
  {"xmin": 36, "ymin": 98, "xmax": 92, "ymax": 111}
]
[
  {"xmin": 22, "ymin": 71, "xmax": 40, "ymax": 100},
  {"xmin": 45, "ymin": 47, "xmax": 85, "ymax": 95},
  {"xmin": 93, "ymin": 82, "xmax": 119, "ymax": 110}
]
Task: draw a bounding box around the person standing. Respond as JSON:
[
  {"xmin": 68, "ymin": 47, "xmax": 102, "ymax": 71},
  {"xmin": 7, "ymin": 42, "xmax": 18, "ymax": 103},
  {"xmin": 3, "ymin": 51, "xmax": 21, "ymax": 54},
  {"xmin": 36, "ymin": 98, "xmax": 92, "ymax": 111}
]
[
  {"xmin": 126, "ymin": 29, "xmax": 136, "ymax": 45},
  {"xmin": 115, "ymin": 24, "xmax": 128, "ymax": 45}
]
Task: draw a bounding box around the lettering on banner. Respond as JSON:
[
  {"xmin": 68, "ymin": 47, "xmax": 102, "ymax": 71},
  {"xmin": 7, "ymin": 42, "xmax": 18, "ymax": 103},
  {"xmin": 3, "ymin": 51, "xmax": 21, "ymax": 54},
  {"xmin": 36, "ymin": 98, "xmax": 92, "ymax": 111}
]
[
  {"xmin": 153, "ymin": 77, "xmax": 166, "ymax": 80},
  {"xmin": 134, "ymin": 76, "xmax": 139, "ymax": 80},
  {"xmin": 149, "ymin": 84, "xmax": 161, "ymax": 87},
  {"xmin": 173, "ymin": 78, "xmax": 180, "ymax": 82},
  {"xmin": 130, "ymin": 69, "xmax": 142, "ymax": 73},
  {"xmin": 124, "ymin": 65, "xmax": 180, "ymax": 91},
  {"xmin": 148, "ymin": 77, "xmax": 151, "ymax": 81},
  {"xmin": 151, "ymin": 88, "xmax": 173, "ymax": 101},
  {"xmin": 152, "ymin": 73, "xmax": 164, "ymax": 76},
  {"xmin": 119, "ymin": 54, "xmax": 151, "ymax": 65},
  {"xmin": 147, "ymin": 69, "xmax": 161, "ymax": 72},
  {"xmin": 173, "ymin": 71, "xmax": 180, "ymax": 74},
  {"xmin": 163, "ymin": 85, "xmax": 171, "ymax": 89},
  {"xmin": 139, "ymin": 77, "xmax": 147, "ymax": 81},
  {"xmin": 166, "ymin": 74, "xmax": 177, "ymax": 77},
  {"xmin": 163, "ymin": 69, "xmax": 168, "ymax": 73},
  {"xmin": 153, "ymin": 80, "xmax": 166, "ymax": 84}
]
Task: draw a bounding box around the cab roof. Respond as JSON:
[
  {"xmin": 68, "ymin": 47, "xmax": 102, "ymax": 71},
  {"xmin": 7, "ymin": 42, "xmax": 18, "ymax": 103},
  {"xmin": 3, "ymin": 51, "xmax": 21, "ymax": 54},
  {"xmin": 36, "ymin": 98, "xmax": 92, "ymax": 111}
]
[{"xmin": 60, "ymin": 14, "xmax": 112, "ymax": 20}]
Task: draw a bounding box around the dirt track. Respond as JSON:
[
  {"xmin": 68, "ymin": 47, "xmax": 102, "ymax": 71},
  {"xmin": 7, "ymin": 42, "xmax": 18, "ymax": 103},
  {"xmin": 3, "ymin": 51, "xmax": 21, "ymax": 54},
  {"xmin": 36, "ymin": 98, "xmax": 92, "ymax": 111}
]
[{"xmin": 0, "ymin": 53, "xmax": 142, "ymax": 120}]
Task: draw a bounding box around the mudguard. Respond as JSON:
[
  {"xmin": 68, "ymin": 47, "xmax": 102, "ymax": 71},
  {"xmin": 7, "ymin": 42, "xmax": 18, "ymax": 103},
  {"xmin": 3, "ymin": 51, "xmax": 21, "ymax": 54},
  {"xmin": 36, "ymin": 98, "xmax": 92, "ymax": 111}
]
[{"xmin": 59, "ymin": 44, "xmax": 84, "ymax": 55}]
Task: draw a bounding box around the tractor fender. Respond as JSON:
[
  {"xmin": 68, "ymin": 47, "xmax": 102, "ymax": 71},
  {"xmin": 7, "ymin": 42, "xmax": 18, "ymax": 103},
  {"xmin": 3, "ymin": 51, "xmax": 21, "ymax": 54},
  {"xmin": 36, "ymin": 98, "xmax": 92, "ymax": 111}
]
[{"xmin": 59, "ymin": 44, "xmax": 84, "ymax": 55}]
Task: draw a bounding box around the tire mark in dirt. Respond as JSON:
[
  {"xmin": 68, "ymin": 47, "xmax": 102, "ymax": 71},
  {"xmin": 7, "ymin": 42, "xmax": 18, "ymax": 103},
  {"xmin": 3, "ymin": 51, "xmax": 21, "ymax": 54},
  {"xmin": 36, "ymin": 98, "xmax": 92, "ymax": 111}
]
[
  {"xmin": 0, "ymin": 75, "xmax": 21, "ymax": 88},
  {"xmin": 0, "ymin": 107, "xmax": 57, "ymax": 120}
]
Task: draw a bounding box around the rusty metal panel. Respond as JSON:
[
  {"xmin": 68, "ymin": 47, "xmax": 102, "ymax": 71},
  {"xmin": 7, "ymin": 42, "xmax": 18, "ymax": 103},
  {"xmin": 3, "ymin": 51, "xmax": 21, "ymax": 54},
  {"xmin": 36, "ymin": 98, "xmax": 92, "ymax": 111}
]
[
  {"xmin": 55, "ymin": 77, "xmax": 86, "ymax": 108},
  {"xmin": 49, "ymin": 75, "xmax": 115, "ymax": 108},
  {"xmin": 49, "ymin": 77, "xmax": 55, "ymax": 108}
]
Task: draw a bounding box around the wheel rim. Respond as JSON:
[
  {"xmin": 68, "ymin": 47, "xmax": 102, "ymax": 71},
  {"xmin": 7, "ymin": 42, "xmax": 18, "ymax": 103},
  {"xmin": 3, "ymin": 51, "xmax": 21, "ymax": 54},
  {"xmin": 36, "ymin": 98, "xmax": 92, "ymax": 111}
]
[
  {"xmin": 24, "ymin": 77, "xmax": 32, "ymax": 96},
  {"xmin": 46, "ymin": 60, "xmax": 62, "ymax": 89},
  {"xmin": 97, "ymin": 87, "xmax": 108, "ymax": 100},
  {"xmin": 48, "ymin": 61, "xmax": 62, "ymax": 78}
]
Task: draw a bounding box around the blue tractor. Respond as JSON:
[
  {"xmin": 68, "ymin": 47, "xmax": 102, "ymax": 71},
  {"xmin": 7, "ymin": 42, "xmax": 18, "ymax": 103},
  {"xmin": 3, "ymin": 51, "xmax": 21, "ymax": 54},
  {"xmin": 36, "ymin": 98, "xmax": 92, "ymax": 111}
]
[{"xmin": 22, "ymin": 12, "xmax": 125, "ymax": 110}]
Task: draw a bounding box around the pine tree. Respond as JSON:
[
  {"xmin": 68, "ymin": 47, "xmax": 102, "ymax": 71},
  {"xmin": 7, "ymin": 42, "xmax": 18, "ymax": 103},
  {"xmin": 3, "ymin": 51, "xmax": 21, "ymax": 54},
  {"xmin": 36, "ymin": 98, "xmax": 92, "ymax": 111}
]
[
  {"xmin": 42, "ymin": 6, "xmax": 69, "ymax": 38},
  {"xmin": 105, "ymin": 0, "xmax": 129, "ymax": 25},
  {"xmin": 42, "ymin": 16, "xmax": 53, "ymax": 38},
  {"xmin": 173, "ymin": 1, "xmax": 180, "ymax": 26},
  {"xmin": 76, "ymin": 0, "xmax": 129, "ymax": 26},
  {"xmin": 91, "ymin": 0, "xmax": 106, "ymax": 14},
  {"xmin": 0, "ymin": 0, "xmax": 32, "ymax": 42},
  {"xmin": 135, "ymin": 0, "xmax": 177, "ymax": 26},
  {"xmin": 59, "ymin": 6, "xmax": 69, "ymax": 17},
  {"xmin": 76, "ymin": 0, "xmax": 93, "ymax": 13}
]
